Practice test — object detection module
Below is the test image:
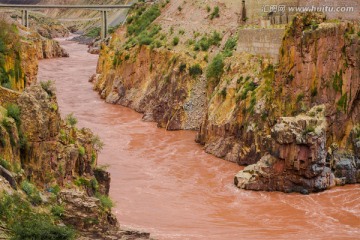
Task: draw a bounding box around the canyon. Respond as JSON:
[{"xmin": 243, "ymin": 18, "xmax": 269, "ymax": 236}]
[
  {"xmin": 38, "ymin": 35, "xmax": 360, "ymax": 240},
  {"xmin": 0, "ymin": 0, "xmax": 359, "ymax": 239}
]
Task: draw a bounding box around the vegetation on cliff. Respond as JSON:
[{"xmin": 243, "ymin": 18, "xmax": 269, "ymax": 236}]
[
  {"xmin": 0, "ymin": 17, "xmax": 138, "ymax": 239},
  {"xmin": 0, "ymin": 83, "xmax": 120, "ymax": 239},
  {"xmin": 93, "ymin": 0, "xmax": 360, "ymax": 194},
  {"xmin": 0, "ymin": 19, "xmax": 23, "ymax": 90}
]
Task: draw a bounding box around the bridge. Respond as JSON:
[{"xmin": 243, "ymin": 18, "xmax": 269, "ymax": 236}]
[{"xmin": 0, "ymin": 4, "xmax": 133, "ymax": 39}]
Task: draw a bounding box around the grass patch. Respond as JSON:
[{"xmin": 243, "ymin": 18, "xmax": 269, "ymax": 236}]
[
  {"xmin": 0, "ymin": 192, "xmax": 75, "ymax": 240},
  {"xmin": 78, "ymin": 146, "xmax": 85, "ymax": 156},
  {"xmin": 127, "ymin": 5, "xmax": 161, "ymax": 37},
  {"xmin": 21, "ymin": 181, "xmax": 42, "ymax": 206},
  {"xmin": 332, "ymin": 70, "xmax": 343, "ymax": 93},
  {"xmin": 296, "ymin": 93, "xmax": 305, "ymax": 103},
  {"xmin": 179, "ymin": 63, "xmax": 186, "ymax": 73},
  {"xmin": 95, "ymin": 193, "xmax": 114, "ymax": 210},
  {"xmin": 66, "ymin": 113, "xmax": 77, "ymax": 127},
  {"xmin": 337, "ymin": 93, "xmax": 348, "ymax": 112},
  {"xmin": 5, "ymin": 104, "xmax": 20, "ymax": 127},
  {"xmin": 303, "ymin": 125, "xmax": 315, "ymax": 135},
  {"xmin": 40, "ymin": 80, "xmax": 55, "ymax": 96},
  {"xmin": 0, "ymin": 157, "xmax": 11, "ymax": 171},
  {"xmin": 194, "ymin": 31, "xmax": 222, "ymax": 51},
  {"xmin": 210, "ymin": 6, "xmax": 220, "ymax": 20},
  {"xmin": 172, "ymin": 36, "xmax": 179, "ymax": 46},
  {"xmin": 85, "ymin": 27, "xmax": 101, "ymax": 38},
  {"xmin": 223, "ymin": 36, "xmax": 237, "ymax": 57}
]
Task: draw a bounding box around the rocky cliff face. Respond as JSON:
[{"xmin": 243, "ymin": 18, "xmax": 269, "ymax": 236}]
[
  {"xmin": 95, "ymin": 0, "xmax": 359, "ymax": 194},
  {"xmin": 94, "ymin": 43, "xmax": 207, "ymax": 130},
  {"xmin": 0, "ymin": 84, "xmax": 150, "ymax": 239},
  {"xmin": 0, "ymin": 19, "xmax": 68, "ymax": 91},
  {"xmin": 0, "ymin": 18, "xmax": 150, "ymax": 239},
  {"xmin": 199, "ymin": 14, "xmax": 360, "ymax": 193}
]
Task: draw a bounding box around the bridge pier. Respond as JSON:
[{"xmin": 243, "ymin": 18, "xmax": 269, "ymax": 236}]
[
  {"xmin": 101, "ymin": 10, "xmax": 108, "ymax": 40},
  {"xmin": 21, "ymin": 9, "xmax": 29, "ymax": 28}
]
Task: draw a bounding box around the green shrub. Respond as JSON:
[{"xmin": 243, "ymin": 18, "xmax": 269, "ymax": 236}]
[
  {"xmin": 179, "ymin": 63, "xmax": 186, "ymax": 73},
  {"xmin": 78, "ymin": 146, "xmax": 86, "ymax": 156},
  {"xmin": 223, "ymin": 36, "xmax": 237, "ymax": 57},
  {"xmin": 206, "ymin": 54, "xmax": 224, "ymax": 85},
  {"xmin": 337, "ymin": 93, "xmax": 348, "ymax": 112},
  {"xmin": 49, "ymin": 185, "xmax": 61, "ymax": 196},
  {"xmin": 5, "ymin": 104, "xmax": 21, "ymax": 127},
  {"xmin": 209, "ymin": 31, "xmax": 222, "ymax": 46},
  {"xmin": 194, "ymin": 32, "xmax": 222, "ymax": 51},
  {"xmin": 85, "ymin": 27, "xmax": 101, "ymax": 38},
  {"xmin": 172, "ymin": 36, "xmax": 179, "ymax": 46},
  {"xmin": 74, "ymin": 177, "xmax": 90, "ymax": 188},
  {"xmin": 91, "ymin": 135, "xmax": 104, "ymax": 152},
  {"xmin": 189, "ymin": 64, "xmax": 203, "ymax": 77},
  {"xmin": 40, "ymin": 80, "xmax": 55, "ymax": 96},
  {"xmin": 220, "ymin": 88, "xmax": 227, "ymax": 99},
  {"xmin": 138, "ymin": 34, "xmax": 153, "ymax": 45},
  {"xmin": 332, "ymin": 70, "xmax": 343, "ymax": 92},
  {"xmin": 0, "ymin": 158, "xmax": 11, "ymax": 171},
  {"xmin": 95, "ymin": 193, "xmax": 113, "ymax": 210},
  {"xmin": 198, "ymin": 37, "xmax": 210, "ymax": 51},
  {"xmin": 90, "ymin": 178, "xmax": 99, "ymax": 192},
  {"xmin": 311, "ymin": 87, "xmax": 318, "ymax": 97},
  {"xmin": 51, "ymin": 204, "xmax": 65, "ymax": 218},
  {"xmin": 304, "ymin": 125, "xmax": 315, "ymax": 135},
  {"xmin": 248, "ymin": 96, "xmax": 257, "ymax": 114},
  {"xmin": 1, "ymin": 118, "xmax": 15, "ymax": 147},
  {"xmin": 66, "ymin": 113, "xmax": 77, "ymax": 127},
  {"xmin": 12, "ymin": 215, "xmax": 75, "ymax": 240},
  {"xmin": 20, "ymin": 181, "xmax": 42, "ymax": 206},
  {"xmin": 296, "ymin": 93, "xmax": 305, "ymax": 103},
  {"xmin": 210, "ymin": 6, "xmax": 220, "ymax": 20},
  {"xmin": 108, "ymin": 24, "xmax": 120, "ymax": 34},
  {"xmin": 240, "ymin": 81, "xmax": 257, "ymax": 100}
]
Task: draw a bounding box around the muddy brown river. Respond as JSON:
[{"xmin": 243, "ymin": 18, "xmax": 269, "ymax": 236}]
[{"xmin": 38, "ymin": 39, "xmax": 360, "ymax": 240}]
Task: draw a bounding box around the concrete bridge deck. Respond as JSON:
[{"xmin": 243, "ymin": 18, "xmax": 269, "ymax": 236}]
[{"xmin": 0, "ymin": 4, "xmax": 132, "ymax": 9}]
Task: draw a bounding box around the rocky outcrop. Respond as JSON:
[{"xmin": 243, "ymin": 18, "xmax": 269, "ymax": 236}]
[
  {"xmin": 94, "ymin": 44, "xmax": 207, "ymax": 130},
  {"xmin": 58, "ymin": 190, "xmax": 151, "ymax": 240},
  {"xmin": 58, "ymin": 190, "xmax": 118, "ymax": 233},
  {"xmin": 0, "ymin": 84, "xmax": 153, "ymax": 239},
  {"xmin": 0, "ymin": 87, "xmax": 20, "ymax": 106},
  {"xmin": 0, "ymin": 19, "xmax": 68, "ymax": 91},
  {"xmin": 234, "ymin": 106, "xmax": 338, "ymax": 193},
  {"xmin": 38, "ymin": 37, "xmax": 69, "ymax": 59}
]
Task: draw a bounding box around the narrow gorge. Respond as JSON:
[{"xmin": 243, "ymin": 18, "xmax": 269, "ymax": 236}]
[{"xmin": 0, "ymin": 0, "xmax": 359, "ymax": 239}]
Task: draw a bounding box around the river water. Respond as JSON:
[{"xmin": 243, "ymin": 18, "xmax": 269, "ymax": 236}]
[{"xmin": 38, "ymin": 39, "xmax": 360, "ymax": 240}]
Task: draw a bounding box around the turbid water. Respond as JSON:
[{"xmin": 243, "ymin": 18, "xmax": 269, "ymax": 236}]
[{"xmin": 38, "ymin": 39, "xmax": 360, "ymax": 240}]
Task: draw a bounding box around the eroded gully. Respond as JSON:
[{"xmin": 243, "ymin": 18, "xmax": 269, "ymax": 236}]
[{"xmin": 38, "ymin": 39, "xmax": 360, "ymax": 240}]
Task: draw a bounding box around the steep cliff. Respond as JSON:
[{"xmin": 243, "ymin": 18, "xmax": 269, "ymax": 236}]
[
  {"xmin": 232, "ymin": 14, "xmax": 360, "ymax": 193},
  {"xmin": 0, "ymin": 18, "xmax": 68, "ymax": 91},
  {"xmin": 0, "ymin": 18, "xmax": 150, "ymax": 239},
  {"xmin": 0, "ymin": 84, "xmax": 151, "ymax": 239},
  {"xmin": 94, "ymin": 0, "xmax": 360, "ymax": 194}
]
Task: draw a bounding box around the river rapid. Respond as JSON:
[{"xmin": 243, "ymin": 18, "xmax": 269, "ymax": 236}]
[{"xmin": 38, "ymin": 39, "xmax": 360, "ymax": 240}]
